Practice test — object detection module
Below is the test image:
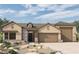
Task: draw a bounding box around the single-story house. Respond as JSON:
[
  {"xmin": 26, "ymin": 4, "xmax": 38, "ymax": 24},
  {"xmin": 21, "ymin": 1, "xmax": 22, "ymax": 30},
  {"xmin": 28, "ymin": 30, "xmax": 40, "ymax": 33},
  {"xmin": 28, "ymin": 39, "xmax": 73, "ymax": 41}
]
[{"xmin": 1, "ymin": 21, "xmax": 77, "ymax": 43}]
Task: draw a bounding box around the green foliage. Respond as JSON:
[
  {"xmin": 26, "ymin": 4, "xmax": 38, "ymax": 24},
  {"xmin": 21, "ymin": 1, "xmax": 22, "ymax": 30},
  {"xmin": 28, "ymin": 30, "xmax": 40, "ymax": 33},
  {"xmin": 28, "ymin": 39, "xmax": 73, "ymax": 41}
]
[
  {"xmin": 8, "ymin": 49, "xmax": 18, "ymax": 54},
  {"xmin": 33, "ymin": 45, "xmax": 36, "ymax": 47},
  {"xmin": 0, "ymin": 32, "xmax": 3, "ymax": 43},
  {"xmin": 74, "ymin": 21, "xmax": 79, "ymax": 32},
  {"xmin": 76, "ymin": 33, "xmax": 79, "ymax": 41},
  {"xmin": 0, "ymin": 39, "xmax": 3, "ymax": 43},
  {"xmin": 73, "ymin": 21, "xmax": 79, "ymax": 41},
  {"xmin": 0, "ymin": 18, "xmax": 9, "ymax": 42},
  {"xmin": 50, "ymin": 51, "xmax": 57, "ymax": 54},
  {"xmin": 3, "ymin": 41, "xmax": 12, "ymax": 48},
  {"xmin": 0, "ymin": 18, "xmax": 9, "ymax": 28}
]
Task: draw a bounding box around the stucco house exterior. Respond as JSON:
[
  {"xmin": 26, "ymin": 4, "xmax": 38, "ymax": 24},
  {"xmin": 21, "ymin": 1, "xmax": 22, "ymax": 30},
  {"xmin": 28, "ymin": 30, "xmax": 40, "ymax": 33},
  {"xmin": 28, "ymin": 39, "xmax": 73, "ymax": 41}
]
[{"xmin": 1, "ymin": 21, "xmax": 77, "ymax": 43}]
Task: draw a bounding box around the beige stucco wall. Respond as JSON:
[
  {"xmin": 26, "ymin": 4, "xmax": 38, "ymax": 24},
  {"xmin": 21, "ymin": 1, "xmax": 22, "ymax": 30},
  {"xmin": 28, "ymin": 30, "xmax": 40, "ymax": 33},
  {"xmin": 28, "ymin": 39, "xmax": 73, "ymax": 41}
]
[
  {"xmin": 23, "ymin": 28, "xmax": 28, "ymax": 42},
  {"xmin": 56, "ymin": 25, "xmax": 77, "ymax": 42},
  {"xmin": 73, "ymin": 26, "xmax": 77, "ymax": 42},
  {"xmin": 2, "ymin": 23, "xmax": 22, "ymax": 40},
  {"xmin": 39, "ymin": 25, "xmax": 61, "ymax": 33},
  {"xmin": 38, "ymin": 25, "xmax": 61, "ymax": 42}
]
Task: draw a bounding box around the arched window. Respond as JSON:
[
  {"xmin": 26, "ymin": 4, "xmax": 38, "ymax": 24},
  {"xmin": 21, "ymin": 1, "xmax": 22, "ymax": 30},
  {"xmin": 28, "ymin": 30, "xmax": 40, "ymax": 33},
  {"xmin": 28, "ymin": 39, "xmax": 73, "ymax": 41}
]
[{"xmin": 27, "ymin": 23, "xmax": 33, "ymax": 28}]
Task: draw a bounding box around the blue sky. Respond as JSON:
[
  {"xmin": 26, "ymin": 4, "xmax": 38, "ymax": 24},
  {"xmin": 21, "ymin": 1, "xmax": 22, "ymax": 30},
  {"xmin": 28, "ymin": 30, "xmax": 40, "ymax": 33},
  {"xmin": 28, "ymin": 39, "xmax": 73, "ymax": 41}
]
[{"xmin": 0, "ymin": 4, "xmax": 79, "ymax": 23}]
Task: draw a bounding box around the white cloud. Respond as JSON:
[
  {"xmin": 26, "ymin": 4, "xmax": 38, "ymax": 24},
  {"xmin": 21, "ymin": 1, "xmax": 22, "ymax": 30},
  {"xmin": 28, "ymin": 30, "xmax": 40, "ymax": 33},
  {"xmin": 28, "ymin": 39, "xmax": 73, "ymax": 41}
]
[
  {"xmin": 17, "ymin": 4, "xmax": 46, "ymax": 17},
  {"xmin": 16, "ymin": 10, "xmax": 28, "ymax": 17},
  {"xmin": 22, "ymin": 4, "xmax": 32, "ymax": 9},
  {"xmin": 0, "ymin": 5, "xmax": 39, "ymax": 17},
  {"xmin": 37, "ymin": 4, "xmax": 52, "ymax": 8},
  {"xmin": 17, "ymin": 4, "xmax": 37, "ymax": 17},
  {"xmin": 6, "ymin": 9, "xmax": 16, "ymax": 13},
  {"xmin": 36, "ymin": 10, "xmax": 79, "ymax": 22},
  {"xmin": 16, "ymin": 9, "xmax": 38, "ymax": 17},
  {"xmin": 15, "ymin": 4, "xmax": 78, "ymax": 21},
  {"xmin": 47, "ymin": 4, "xmax": 77, "ymax": 12},
  {"xmin": 0, "ymin": 9, "xmax": 16, "ymax": 14},
  {"xmin": 0, "ymin": 4, "xmax": 77, "ymax": 20},
  {"xmin": 0, "ymin": 9, "xmax": 17, "ymax": 18},
  {"xmin": 18, "ymin": 4, "xmax": 77, "ymax": 17}
]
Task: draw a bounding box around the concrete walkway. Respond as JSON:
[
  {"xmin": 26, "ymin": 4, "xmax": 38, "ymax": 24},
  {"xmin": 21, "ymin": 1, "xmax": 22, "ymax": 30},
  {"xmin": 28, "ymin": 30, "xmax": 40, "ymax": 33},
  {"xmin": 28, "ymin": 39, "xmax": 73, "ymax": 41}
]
[{"xmin": 40, "ymin": 42, "xmax": 79, "ymax": 54}]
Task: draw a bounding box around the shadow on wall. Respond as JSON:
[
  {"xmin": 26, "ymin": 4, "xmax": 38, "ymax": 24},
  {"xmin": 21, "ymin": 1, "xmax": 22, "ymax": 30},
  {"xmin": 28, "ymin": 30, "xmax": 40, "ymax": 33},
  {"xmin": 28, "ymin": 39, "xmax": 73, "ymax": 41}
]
[{"xmin": 62, "ymin": 34, "xmax": 72, "ymax": 42}]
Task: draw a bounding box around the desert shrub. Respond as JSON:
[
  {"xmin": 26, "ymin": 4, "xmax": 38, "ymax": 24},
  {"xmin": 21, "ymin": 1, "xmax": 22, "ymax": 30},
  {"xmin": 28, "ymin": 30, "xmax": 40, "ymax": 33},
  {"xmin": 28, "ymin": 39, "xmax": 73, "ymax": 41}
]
[
  {"xmin": 27, "ymin": 46, "xmax": 29, "ymax": 48},
  {"xmin": 50, "ymin": 51, "xmax": 57, "ymax": 54},
  {"xmin": 16, "ymin": 42, "xmax": 20, "ymax": 45},
  {"xmin": 33, "ymin": 45, "xmax": 36, "ymax": 47},
  {"xmin": 3, "ymin": 41, "xmax": 12, "ymax": 48},
  {"xmin": 0, "ymin": 39, "xmax": 3, "ymax": 43},
  {"xmin": 50, "ymin": 51, "xmax": 63, "ymax": 54},
  {"xmin": 39, "ymin": 53, "xmax": 45, "ymax": 54},
  {"xmin": 14, "ymin": 47, "xmax": 20, "ymax": 50},
  {"xmin": 8, "ymin": 49, "xmax": 18, "ymax": 54},
  {"xmin": 14, "ymin": 42, "xmax": 20, "ymax": 46}
]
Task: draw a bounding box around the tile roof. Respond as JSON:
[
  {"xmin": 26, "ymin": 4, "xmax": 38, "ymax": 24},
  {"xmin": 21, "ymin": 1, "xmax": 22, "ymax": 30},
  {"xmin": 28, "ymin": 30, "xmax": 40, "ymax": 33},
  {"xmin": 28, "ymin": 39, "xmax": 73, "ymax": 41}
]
[
  {"xmin": 1, "ymin": 21, "xmax": 75, "ymax": 31},
  {"xmin": 17, "ymin": 22, "xmax": 75, "ymax": 28},
  {"xmin": 55, "ymin": 22, "xmax": 75, "ymax": 26}
]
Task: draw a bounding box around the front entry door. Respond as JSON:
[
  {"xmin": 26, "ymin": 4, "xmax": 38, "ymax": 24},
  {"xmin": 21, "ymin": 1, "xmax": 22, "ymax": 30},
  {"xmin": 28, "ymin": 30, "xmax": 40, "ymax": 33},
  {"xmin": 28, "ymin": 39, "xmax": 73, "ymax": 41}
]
[{"xmin": 28, "ymin": 33, "xmax": 34, "ymax": 42}]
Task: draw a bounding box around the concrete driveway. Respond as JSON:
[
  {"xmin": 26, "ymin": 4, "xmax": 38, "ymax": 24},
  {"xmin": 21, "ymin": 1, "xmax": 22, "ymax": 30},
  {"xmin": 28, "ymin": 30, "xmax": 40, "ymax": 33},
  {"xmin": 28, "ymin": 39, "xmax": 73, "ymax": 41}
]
[{"xmin": 40, "ymin": 42, "xmax": 79, "ymax": 54}]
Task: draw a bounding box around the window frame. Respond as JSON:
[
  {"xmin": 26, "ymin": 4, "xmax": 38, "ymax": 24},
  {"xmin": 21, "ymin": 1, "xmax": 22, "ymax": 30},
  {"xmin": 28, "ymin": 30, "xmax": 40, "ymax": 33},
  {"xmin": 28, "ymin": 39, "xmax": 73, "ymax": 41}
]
[
  {"xmin": 4, "ymin": 32, "xmax": 8, "ymax": 40},
  {"xmin": 9, "ymin": 32, "xmax": 16, "ymax": 40},
  {"xmin": 4, "ymin": 32, "xmax": 16, "ymax": 40}
]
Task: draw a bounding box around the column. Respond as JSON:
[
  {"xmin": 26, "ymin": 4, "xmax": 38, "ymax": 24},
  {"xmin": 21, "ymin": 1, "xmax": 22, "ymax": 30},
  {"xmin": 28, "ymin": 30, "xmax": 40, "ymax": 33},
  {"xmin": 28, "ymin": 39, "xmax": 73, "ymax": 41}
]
[
  {"xmin": 34, "ymin": 32, "xmax": 38, "ymax": 43},
  {"xmin": 73, "ymin": 26, "xmax": 77, "ymax": 42},
  {"xmin": 8, "ymin": 32, "xmax": 9, "ymax": 40},
  {"xmin": 24, "ymin": 29, "xmax": 28, "ymax": 43},
  {"xmin": 58, "ymin": 33, "xmax": 62, "ymax": 42},
  {"xmin": 3, "ymin": 33, "xmax": 5, "ymax": 40}
]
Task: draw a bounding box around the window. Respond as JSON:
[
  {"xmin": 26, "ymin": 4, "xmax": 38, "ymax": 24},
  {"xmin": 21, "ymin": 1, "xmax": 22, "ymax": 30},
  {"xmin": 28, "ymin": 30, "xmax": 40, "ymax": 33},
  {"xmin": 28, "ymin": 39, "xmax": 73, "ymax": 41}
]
[
  {"xmin": 10, "ymin": 32, "xmax": 16, "ymax": 40},
  {"xmin": 4, "ymin": 32, "xmax": 16, "ymax": 40},
  {"xmin": 5, "ymin": 32, "xmax": 8, "ymax": 40},
  {"xmin": 27, "ymin": 23, "xmax": 33, "ymax": 28}
]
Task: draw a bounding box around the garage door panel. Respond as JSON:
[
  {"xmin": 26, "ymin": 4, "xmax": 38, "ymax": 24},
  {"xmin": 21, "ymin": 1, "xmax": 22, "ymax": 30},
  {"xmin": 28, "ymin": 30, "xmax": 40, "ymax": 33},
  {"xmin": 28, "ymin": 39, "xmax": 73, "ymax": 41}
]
[{"xmin": 39, "ymin": 33, "xmax": 58, "ymax": 42}]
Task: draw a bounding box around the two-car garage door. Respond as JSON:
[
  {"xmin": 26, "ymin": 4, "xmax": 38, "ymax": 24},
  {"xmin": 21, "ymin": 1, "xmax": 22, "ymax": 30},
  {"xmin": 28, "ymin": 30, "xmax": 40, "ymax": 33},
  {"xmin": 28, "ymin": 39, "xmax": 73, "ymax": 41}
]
[{"xmin": 38, "ymin": 33, "xmax": 58, "ymax": 43}]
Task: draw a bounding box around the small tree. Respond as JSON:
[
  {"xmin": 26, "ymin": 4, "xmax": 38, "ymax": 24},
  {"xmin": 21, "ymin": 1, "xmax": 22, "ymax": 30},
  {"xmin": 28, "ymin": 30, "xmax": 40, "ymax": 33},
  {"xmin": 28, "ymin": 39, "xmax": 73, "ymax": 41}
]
[{"xmin": 0, "ymin": 32, "xmax": 3, "ymax": 43}]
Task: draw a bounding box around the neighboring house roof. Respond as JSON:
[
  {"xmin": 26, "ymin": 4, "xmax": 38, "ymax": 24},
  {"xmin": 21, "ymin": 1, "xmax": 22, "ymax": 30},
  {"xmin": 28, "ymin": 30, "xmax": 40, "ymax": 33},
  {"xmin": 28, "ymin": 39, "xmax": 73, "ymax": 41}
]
[
  {"xmin": 55, "ymin": 22, "xmax": 75, "ymax": 26},
  {"xmin": 17, "ymin": 23, "xmax": 27, "ymax": 28}
]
